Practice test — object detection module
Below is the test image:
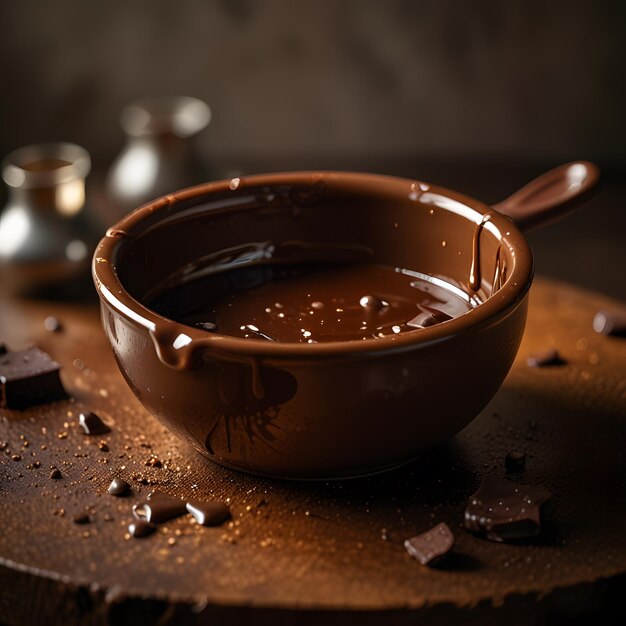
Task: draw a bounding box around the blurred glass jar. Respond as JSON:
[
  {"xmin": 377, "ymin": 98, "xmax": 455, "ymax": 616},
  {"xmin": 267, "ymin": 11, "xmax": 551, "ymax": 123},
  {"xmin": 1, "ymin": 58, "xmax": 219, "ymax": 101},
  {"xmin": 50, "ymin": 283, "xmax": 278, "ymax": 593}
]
[
  {"xmin": 0, "ymin": 142, "xmax": 102, "ymax": 297},
  {"xmin": 106, "ymin": 96, "xmax": 211, "ymax": 216}
]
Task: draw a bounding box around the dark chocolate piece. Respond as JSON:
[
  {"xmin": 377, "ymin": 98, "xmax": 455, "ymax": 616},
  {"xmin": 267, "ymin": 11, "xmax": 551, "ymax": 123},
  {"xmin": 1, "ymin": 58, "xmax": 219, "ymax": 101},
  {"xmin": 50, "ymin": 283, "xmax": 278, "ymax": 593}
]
[
  {"xmin": 0, "ymin": 347, "xmax": 67, "ymax": 410},
  {"xmin": 404, "ymin": 522, "xmax": 454, "ymax": 566},
  {"xmin": 108, "ymin": 477, "xmax": 130, "ymax": 496},
  {"xmin": 526, "ymin": 348, "xmax": 566, "ymax": 367},
  {"xmin": 44, "ymin": 316, "xmax": 63, "ymax": 333},
  {"xmin": 593, "ymin": 309, "xmax": 626, "ymax": 337},
  {"xmin": 505, "ymin": 451, "xmax": 526, "ymax": 473},
  {"xmin": 407, "ymin": 306, "xmax": 452, "ymax": 329},
  {"xmin": 73, "ymin": 513, "xmax": 90, "ymax": 524},
  {"xmin": 186, "ymin": 500, "xmax": 231, "ymax": 526},
  {"xmin": 464, "ymin": 476, "xmax": 551, "ymax": 542},
  {"xmin": 128, "ymin": 520, "xmax": 156, "ymax": 538},
  {"xmin": 132, "ymin": 490, "xmax": 187, "ymax": 523},
  {"xmin": 50, "ymin": 468, "xmax": 62, "ymax": 479},
  {"xmin": 78, "ymin": 411, "xmax": 111, "ymax": 436}
]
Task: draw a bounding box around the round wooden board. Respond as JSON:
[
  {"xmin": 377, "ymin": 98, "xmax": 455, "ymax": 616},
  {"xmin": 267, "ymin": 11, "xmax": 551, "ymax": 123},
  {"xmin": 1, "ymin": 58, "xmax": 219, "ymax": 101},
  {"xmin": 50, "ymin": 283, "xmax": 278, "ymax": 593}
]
[{"xmin": 0, "ymin": 277, "xmax": 625, "ymax": 625}]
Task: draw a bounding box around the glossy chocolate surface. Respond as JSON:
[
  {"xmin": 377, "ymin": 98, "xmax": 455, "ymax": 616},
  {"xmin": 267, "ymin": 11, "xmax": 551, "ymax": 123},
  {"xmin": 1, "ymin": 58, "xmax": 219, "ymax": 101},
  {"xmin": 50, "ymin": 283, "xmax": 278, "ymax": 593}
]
[{"xmin": 148, "ymin": 262, "xmax": 472, "ymax": 343}]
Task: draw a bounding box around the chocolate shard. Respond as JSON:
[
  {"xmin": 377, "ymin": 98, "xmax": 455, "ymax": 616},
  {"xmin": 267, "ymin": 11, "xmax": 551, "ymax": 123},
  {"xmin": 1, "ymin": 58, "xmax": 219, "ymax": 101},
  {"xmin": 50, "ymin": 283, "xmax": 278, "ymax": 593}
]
[
  {"xmin": 132, "ymin": 490, "xmax": 187, "ymax": 524},
  {"xmin": 78, "ymin": 411, "xmax": 111, "ymax": 436},
  {"xmin": 108, "ymin": 477, "xmax": 131, "ymax": 497},
  {"xmin": 407, "ymin": 306, "xmax": 452, "ymax": 329},
  {"xmin": 404, "ymin": 522, "xmax": 455, "ymax": 567},
  {"xmin": 128, "ymin": 520, "xmax": 156, "ymax": 538},
  {"xmin": 186, "ymin": 500, "xmax": 231, "ymax": 527},
  {"xmin": 0, "ymin": 346, "xmax": 67, "ymax": 409},
  {"xmin": 526, "ymin": 348, "xmax": 566, "ymax": 367},
  {"xmin": 505, "ymin": 451, "xmax": 526, "ymax": 473},
  {"xmin": 593, "ymin": 309, "xmax": 626, "ymax": 337},
  {"xmin": 464, "ymin": 476, "xmax": 551, "ymax": 543}
]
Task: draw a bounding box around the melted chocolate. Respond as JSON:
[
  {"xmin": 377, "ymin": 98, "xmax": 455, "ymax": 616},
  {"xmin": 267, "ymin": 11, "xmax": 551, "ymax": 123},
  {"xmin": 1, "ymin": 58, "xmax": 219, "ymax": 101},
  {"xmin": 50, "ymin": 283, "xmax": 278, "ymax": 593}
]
[{"xmin": 148, "ymin": 263, "xmax": 473, "ymax": 344}]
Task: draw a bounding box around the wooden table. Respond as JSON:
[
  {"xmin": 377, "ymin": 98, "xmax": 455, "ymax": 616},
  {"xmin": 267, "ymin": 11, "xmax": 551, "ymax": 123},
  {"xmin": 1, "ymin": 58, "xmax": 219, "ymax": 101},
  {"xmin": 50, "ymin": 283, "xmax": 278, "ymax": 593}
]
[{"xmin": 1, "ymin": 277, "xmax": 625, "ymax": 625}]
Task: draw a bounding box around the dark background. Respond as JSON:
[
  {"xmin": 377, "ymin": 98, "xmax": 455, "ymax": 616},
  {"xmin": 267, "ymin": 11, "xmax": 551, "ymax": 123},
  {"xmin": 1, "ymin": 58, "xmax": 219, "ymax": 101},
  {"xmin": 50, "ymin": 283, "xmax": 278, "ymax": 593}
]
[{"xmin": 1, "ymin": 0, "xmax": 624, "ymax": 298}]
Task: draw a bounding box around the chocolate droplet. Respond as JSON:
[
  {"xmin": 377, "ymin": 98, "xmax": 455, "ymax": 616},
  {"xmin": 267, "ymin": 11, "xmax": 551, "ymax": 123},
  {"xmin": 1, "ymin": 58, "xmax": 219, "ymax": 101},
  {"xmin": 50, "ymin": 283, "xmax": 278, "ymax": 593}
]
[
  {"xmin": 78, "ymin": 411, "xmax": 111, "ymax": 436},
  {"xmin": 196, "ymin": 321, "xmax": 218, "ymax": 332},
  {"xmin": 526, "ymin": 348, "xmax": 566, "ymax": 368},
  {"xmin": 186, "ymin": 500, "xmax": 231, "ymax": 526},
  {"xmin": 128, "ymin": 520, "xmax": 156, "ymax": 538},
  {"xmin": 44, "ymin": 316, "xmax": 63, "ymax": 333},
  {"xmin": 50, "ymin": 468, "xmax": 62, "ymax": 480},
  {"xmin": 359, "ymin": 295, "xmax": 388, "ymax": 311},
  {"xmin": 593, "ymin": 309, "xmax": 626, "ymax": 337},
  {"xmin": 505, "ymin": 451, "xmax": 526, "ymax": 473},
  {"xmin": 464, "ymin": 476, "xmax": 551, "ymax": 542},
  {"xmin": 404, "ymin": 522, "xmax": 455, "ymax": 566},
  {"xmin": 108, "ymin": 477, "xmax": 131, "ymax": 496},
  {"xmin": 133, "ymin": 490, "xmax": 187, "ymax": 523}
]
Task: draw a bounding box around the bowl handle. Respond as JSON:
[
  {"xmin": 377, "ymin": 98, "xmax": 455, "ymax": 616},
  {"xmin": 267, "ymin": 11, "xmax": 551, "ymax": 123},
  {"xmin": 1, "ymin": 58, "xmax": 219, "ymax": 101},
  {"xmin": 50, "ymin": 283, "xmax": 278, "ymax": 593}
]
[{"xmin": 493, "ymin": 161, "xmax": 600, "ymax": 232}]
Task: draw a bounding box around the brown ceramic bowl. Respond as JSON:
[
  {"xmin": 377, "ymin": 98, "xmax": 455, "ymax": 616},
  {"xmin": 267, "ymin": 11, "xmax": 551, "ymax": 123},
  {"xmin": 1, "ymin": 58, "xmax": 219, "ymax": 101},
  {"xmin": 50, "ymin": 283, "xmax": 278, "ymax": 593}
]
[{"xmin": 93, "ymin": 163, "xmax": 599, "ymax": 479}]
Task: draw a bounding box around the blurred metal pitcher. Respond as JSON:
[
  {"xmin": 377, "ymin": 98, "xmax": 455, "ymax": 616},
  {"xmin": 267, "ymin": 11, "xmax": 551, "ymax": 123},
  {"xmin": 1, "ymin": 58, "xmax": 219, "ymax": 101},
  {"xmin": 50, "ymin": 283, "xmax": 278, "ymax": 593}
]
[
  {"xmin": 0, "ymin": 142, "xmax": 100, "ymax": 297},
  {"xmin": 106, "ymin": 96, "xmax": 211, "ymax": 216}
]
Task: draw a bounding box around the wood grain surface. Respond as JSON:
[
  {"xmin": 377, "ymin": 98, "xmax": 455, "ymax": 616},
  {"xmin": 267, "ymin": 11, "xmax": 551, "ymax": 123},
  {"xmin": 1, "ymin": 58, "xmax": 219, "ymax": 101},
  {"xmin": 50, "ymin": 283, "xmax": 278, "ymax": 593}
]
[{"xmin": 0, "ymin": 277, "xmax": 625, "ymax": 625}]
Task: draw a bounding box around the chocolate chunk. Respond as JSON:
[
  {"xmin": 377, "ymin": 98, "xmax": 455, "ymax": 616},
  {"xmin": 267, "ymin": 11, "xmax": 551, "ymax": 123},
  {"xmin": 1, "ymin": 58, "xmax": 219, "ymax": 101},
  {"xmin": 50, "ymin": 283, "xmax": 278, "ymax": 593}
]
[
  {"xmin": 128, "ymin": 520, "xmax": 156, "ymax": 538},
  {"xmin": 78, "ymin": 411, "xmax": 111, "ymax": 436},
  {"xmin": 132, "ymin": 490, "xmax": 187, "ymax": 523},
  {"xmin": 186, "ymin": 500, "xmax": 231, "ymax": 526},
  {"xmin": 526, "ymin": 348, "xmax": 566, "ymax": 367},
  {"xmin": 43, "ymin": 316, "xmax": 63, "ymax": 333},
  {"xmin": 0, "ymin": 347, "xmax": 67, "ymax": 409},
  {"xmin": 505, "ymin": 451, "xmax": 526, "ymax": 473},
  {"xmin": 464, "ymin": 476, "xmax": 551, "ymax": 542},
  {"xmin": 50, "ymin": 468, "xmax": 63, "ymax": 479},
  {"xmin": 593, "ymin": 309, "xmax": 626, "ymax": 337},
  {"xmin": 404, "ymin": 522, "xmax": 455, "ymax": 566},
  {"xmin": 73, "ymin": 513, "xmax": 90, "ymax": 524},
  {"xmin": 108, "ymin": 477, "xmax": 131, "ymax": 496},
  {"xmin": 407, "ymin": 306, "xmax": 452, "ymax": 329}
]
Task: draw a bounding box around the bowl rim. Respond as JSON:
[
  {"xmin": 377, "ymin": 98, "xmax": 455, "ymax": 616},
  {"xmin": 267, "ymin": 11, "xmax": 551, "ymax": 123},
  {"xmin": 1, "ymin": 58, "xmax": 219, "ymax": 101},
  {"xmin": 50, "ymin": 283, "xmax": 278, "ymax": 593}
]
[{"xmin": 92, "ymin": 171, "xmax": 534, "ymax": 360}]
